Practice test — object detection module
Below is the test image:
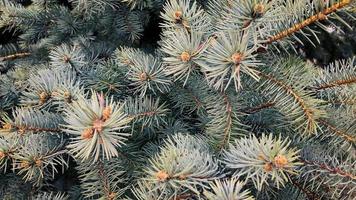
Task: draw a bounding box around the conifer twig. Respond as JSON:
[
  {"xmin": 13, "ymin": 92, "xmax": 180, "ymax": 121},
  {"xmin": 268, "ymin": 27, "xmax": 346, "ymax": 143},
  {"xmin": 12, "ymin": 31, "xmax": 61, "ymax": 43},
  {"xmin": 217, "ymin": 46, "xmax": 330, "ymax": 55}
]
[
  {"xmin": 290, "ymin": 178, "xmax": 320, "ymax": 200},
  {"xmin": 300, "ymin": 158, "xmax": 356, "ymax": 180},
  {"xmin": 218, "ymin": 93, "xmax": 233, "ymax": 151},
  {"xmin": 242, "ymin": 101, "xmax": 275, "ymax": 114},
  {"xmin": 258, "ymin": 72, "xmax": 316, "ymax": 131},
  {"xmin": 0, "ymin": 52, "xmax": 31, "ymax": 61},
  {"xmin": 313, "ymin": 77, "xmax": 356, "ymax": 90},
  {"xmin": 317, "ymin": 119, "xmax": 355, "ymax": 143},
  {"xmin": 267, "ymin": 0, "xmax": 352, "ymax": 44}
]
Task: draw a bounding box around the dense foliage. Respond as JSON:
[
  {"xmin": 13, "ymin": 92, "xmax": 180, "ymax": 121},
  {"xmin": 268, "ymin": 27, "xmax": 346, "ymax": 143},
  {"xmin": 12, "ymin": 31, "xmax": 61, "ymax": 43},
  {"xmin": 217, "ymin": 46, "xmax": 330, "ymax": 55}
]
[{"xmin": 0, "ymin": 0, "xmax": 355, "ymax": 199}]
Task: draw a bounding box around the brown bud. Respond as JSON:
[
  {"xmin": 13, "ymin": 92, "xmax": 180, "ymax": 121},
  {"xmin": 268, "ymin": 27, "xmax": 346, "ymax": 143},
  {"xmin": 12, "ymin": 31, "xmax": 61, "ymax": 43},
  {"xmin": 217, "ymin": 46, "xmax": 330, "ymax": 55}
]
[
  {"xmin": 63, "ymin": 55, "xmax": 71, "ymax": 63},
  {"xmin": 108, "ymin": 192, "xmax": 116, "ymax": 200},
  {"xmin": 81, "ymin": 128, "xmax": 94, "ymax": 140},
  {"xmin": 254, "ymin": 3, "xmax": 265, "ymax": 15},
  {"xmin": 180, "ymin": 52, "xmax": 191, "ymax": 62},
  {"xmin": 156, "ymin": 170, "xmax": 169, "ymax": 182},
  {"xmin": 0, "ymin": 151, "xmax": 5, "ymax": 159},
  {"xmin": 263, "ymin": 162, "xmax": 273, "ymax": 172},
  {"xmin": 93, "ymin": 119, "xmax": 104, "ymax": 133},
  {"xmin": 51, "ymin": 91, "xmax": 59, "ymax": 97},
  {"xmin": 35, "ymin": 159, "xmax": 42, "ymax": 167},
  {"xmin": 2, "ymin": 123, "xmax": 12, "ymax": 130},
  {"xmin": 231, "ymin": 53, "xmax": 244, "ymax": 64},
  {"xmin": 317, "ymin": 13, "xmax": 327, "ymax": 20},
  {"xmin": 178, "ymin": 174, "xmax": 187, "ymax": 180},
  {"xmin": 20, "ymin": 160, "xmax": 30, "ymax": 169},
  {"xmin": 274, "ymin": 154, "xmax": 288, "ymax": 168},
  {"xmin": 18, "ymin": 126, "xmax": 26, "ymax": 135},
  {"xmin": 39, "ymin": 91, "xmax": 48, "ymax": 105},
  {"xmin": 102, "ymin": 106, "xmax": 112, "ymax": 121},
  {"xmin": 174, "ymin": 10, "xmax": 183, "ymax": 20},
  {"xmin": 139, "ymin": 72, "xmax": 148, "ymax": 81},
  {"xmin": 63, "ymin": 91, "xmax": 71, "ymax": 99}
]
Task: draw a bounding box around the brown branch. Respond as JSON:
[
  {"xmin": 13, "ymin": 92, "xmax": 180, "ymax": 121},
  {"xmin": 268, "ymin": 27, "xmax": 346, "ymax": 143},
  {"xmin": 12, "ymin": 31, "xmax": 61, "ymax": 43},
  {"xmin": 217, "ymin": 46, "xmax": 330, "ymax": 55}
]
[
  {"xmin": 314, "ymin": 77, "xmax": 356, "ymax": 90},
  {"xmin": 0, "ymin": 52, "xmax": 31, "ymax": 61},
  {"xmin": 97, "ymin": 161, "xmax": 116, "ymax": 200},
  {"xmin": 290, "ymin": 178, "xmax": 320, "ymax": 200},
  {"xmin": 317, "ymin": 119, "xmax": 355, "ymax": 143},
  {"xmin": 267, "ymin": 0, "xmax": 352, "ymax": 44},
  {"xmin": 258, "ymin": 72, "xmax": 316, "ymax": 132},
  {"xmin": 1, "ymin": 123, "xmax": 62, "ymax": 134},
  {"xmin": 301, "ymin": 158, "xmax": 356, "ymax": 180},
  {"xmin": 242, "ymin": 101, "xmax": 275, "ymax": 114},
  {"xmin": 218, "ymin": 93, "xmax": 233, "ymax": 150},
  {"xmin": 328, "ymin": 98, "xmax": 356, "ymax": 106},
  {"xmin": 129, "ymin": 110, "xmax": 159, "ymax": 118}
]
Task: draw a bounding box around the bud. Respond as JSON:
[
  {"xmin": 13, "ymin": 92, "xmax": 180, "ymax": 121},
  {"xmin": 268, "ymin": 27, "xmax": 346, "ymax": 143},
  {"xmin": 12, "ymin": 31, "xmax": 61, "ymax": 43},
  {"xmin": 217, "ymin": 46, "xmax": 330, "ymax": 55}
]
[
  {"xmin": 231, "ymin": 53, "xmax": 244, "ymax": 64},
  {"xmin": 39, "ymin": 91, "xmax": 49, "ymax": 105},
  {"xmin": 81, "ymin": 128, "xmax": 94, "ymax": 140},
  {"xmin": 63, "ymin": 91, "xmax": 71, "ymax": 99},
  {"xmin": 174, "ymin": 10, "xmax": 183, "ymax": 20},
  {"xmin": 102, "ymin": 106, "xmax": 112, "ymax": 121},
  {"xmin": 20, "ymin": 160, "xmax": 30, "ymax": 169},
  {"xmin": 156, "ymin": 170, "xmax": 169, "ymax": 181},
  {"xmin": 180, "ymin": 51, "xmax": 191, "ymax": 62},
  {"xmin": 2, "ymin": 123, "xmax": 12, "ymax": 130},
  {"xmin": 93, "ymin": 119, "xmax": 104, "ymax": 133},
  {"xmin": 108, "ymin": 192, "xmax": 116, "ymax": 200},
  {"xmin": 254, "ymin": 3, "xmax": 265, "ymax": 15},
  {"xmin": 139, "ymin": 72, "xmax": 148, "ymax": 81},
  {"xmin": 263, "ymin": 162, "xmax": 273, "ymax": 172},
  {"xmin": 63, "ymin": 55, "xmax": 71, "ymax": 63},
  {"xmin": 0, "ymin": 151, "xmax": 5, "ymax": 159},
  {"xmin": 274, "ymin": 155, "xmax": 289, "ymax": 168},
  {"xmin": 35, "ymin": 159, "xmax": 42, "ymax": 167}
]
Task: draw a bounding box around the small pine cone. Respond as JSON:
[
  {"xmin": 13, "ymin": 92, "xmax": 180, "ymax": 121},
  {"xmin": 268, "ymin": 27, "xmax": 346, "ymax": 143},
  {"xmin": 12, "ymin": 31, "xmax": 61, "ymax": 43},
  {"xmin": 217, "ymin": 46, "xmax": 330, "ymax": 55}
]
[
  {"xmin": 231, "ymin": 53, "xmax": 244, "ymax": 64},
  {"xmin": 180, "ymin": 52, "xmax": 191, "ymax": 62},
  {"xmin": 81, "ymin": 128, "xmax": 94, "ymax": 140},
  {"xmin": 274, "ymin": 155, "xmax": 289, "ymax": 168},
  {"xmin": 156, "ymin": 170, "xmax": 170, "ymax": 182},
  {"xmin": 263, "ymin": 162, "xmax": 273, "ymax": 172}
]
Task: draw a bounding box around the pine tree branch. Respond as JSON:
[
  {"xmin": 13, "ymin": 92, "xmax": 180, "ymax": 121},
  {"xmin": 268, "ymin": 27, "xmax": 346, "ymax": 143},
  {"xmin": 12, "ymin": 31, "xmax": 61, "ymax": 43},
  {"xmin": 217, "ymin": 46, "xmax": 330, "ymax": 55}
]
[
  {"xmin": 317, "ymin": 119, "xmax": 355, "ymax": 143},
  {"xmin": 97, "ymin": 161, "xmax": 116, "ymax": 200},
  {"xmin": 1, "ymin": 123, "xmax": 61, "ymax": 134},
  {"xmin": 300, "ymin": 158, "xmax": 356, "ymax": 180},
  {"xmin": 217, "ymin": 93, "xmax": 233, "ymax": 151},
  {"xmin": 313, "ymin": 77, "xmax": 356, "ymax": 90},
  {"xmin": 241, "ymin": 101, "xmax": 355, "ymax": 143},
  {"xmin": 328, "ymin": 99, "xmax": 356, "ymax": 106},
  {"xmin": 258, "ymin": 72, "xmax": 316, "ymax": 131},
  {"xmin": 290, "ymin": 178, "xmax": 320, "ymax": 200},
  {"xmin": 241, "ymin": 101, "xmax": 275, "ymax": 114},
  {"xmin": 266, "ymin": 0, "xmax": 352, "ymax": 44},
  {"xmin": 0, "ymin": 52, "xmax": 31, "ymax": 61}
]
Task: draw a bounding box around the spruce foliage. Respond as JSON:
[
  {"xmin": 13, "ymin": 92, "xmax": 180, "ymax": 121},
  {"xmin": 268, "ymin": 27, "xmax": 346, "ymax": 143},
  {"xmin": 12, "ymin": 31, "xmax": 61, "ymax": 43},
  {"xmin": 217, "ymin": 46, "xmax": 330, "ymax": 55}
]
[{"xmin": 0, "ymin": 0, "xmax": 355, "ymax": 199}]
